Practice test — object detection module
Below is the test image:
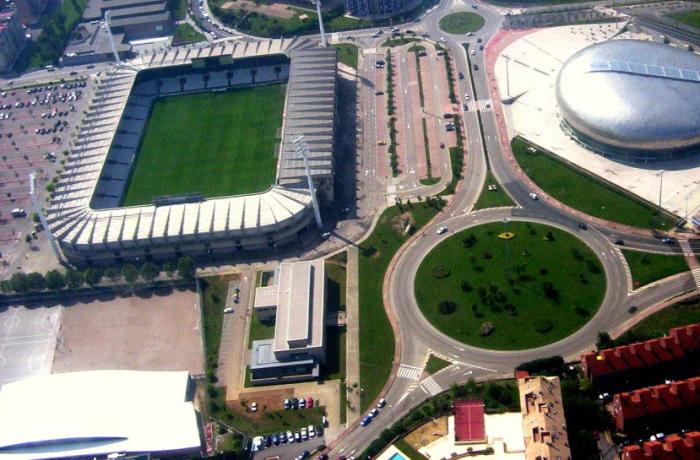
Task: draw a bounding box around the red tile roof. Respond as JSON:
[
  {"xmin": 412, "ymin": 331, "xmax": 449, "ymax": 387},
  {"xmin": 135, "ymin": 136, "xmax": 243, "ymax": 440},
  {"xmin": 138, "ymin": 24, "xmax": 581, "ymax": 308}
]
[
  {"xmin": 454, "ymin": 400, "xmax": 485, "ymax": 443},
  {"xmin": 621, "ymin": 431, "xmax": 700, "ymax": 460},
  {"xmin": 612, "ymin": 377, "xmax": 700, "ymax": 431},
  {"xmin": 581, "ymin": 323, "xmax": 700, "ymax": 380}
]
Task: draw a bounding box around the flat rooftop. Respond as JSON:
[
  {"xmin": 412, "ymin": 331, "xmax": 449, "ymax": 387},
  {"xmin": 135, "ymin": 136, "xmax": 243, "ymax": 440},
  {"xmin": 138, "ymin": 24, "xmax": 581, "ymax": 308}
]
[{"xmin": 273, "ymin": 259, "xmax": 325, "ymax": 353}]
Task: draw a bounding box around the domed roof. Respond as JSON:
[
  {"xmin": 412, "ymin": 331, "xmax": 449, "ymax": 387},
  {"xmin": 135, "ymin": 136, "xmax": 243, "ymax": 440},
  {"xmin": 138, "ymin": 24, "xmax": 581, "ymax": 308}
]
[{"xmin": 556, "ymin": 40, "xmax": 700, "ymax": 153}]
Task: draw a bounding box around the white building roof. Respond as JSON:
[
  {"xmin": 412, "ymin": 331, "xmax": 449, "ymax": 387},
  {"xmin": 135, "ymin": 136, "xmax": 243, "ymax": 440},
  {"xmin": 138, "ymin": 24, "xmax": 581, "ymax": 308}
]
[{"xmin": 0, "ymin": 370, "xmax": 201, "ymax": 459}]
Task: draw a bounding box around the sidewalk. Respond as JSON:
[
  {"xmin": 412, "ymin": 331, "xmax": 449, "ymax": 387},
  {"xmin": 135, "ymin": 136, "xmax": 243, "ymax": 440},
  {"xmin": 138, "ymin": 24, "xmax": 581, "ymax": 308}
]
[{"xmin": 345, "ymin": 246, "xmax": 361, "ymax": 426}]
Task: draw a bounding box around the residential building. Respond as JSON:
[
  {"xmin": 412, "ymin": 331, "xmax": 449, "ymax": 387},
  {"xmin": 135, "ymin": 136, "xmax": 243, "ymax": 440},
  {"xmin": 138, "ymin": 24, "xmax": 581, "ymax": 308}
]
[
  {"xmin": 250, "ymin": 259, "xmax": 326, "ymax": 385},
  {"xmin": 611, "ymin": 376, "xmax": 700, "ymax": 433},
  {"xmin": 581, "ymin": 323, "xmax": 700, "ymax": 391},
  {"xmin": 621, "ymin": 431, "xmax": 700, "ymax": 459},
  {"xmin": 0, "ymin": 4, "xmax": 25, "ymax": 72},
  {"xmin": 0, "ymin": 370, "xmax": 202, "ymax": 458},
  {"xmin": 62, "ymin": 21, "xmax": 132, "ymax": 66},
  {"xmin": 518, "ymin": 375, "xmax": 571, "ymax": 460},
  {"xmin": 83, "ymin": 0, "xmax": 173, "ymax": 40}
]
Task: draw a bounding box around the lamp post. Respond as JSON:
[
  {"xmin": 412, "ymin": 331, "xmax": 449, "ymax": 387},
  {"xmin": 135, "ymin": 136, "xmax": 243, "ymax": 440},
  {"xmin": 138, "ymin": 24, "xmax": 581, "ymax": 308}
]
[{"xmin": 657, "ymin": 169, "xmax": 664, "ymax": 209}]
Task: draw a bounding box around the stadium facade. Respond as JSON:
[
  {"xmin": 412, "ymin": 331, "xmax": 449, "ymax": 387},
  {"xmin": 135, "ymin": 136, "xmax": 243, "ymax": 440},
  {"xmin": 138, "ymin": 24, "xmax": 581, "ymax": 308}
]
[
  {"xmin": 556, "ymin": 40, "xmax": 700, "ymax": 162},
  {"xmin": 48, "ymin": 38, "xmax": 337, "ymax": 264}
]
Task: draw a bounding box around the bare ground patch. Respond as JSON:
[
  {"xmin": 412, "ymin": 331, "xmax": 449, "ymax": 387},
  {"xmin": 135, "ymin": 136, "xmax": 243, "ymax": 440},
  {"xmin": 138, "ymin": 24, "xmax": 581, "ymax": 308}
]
[{"xmin": 220, "ymin": 0, "xmax": 296, "ymax": 18}]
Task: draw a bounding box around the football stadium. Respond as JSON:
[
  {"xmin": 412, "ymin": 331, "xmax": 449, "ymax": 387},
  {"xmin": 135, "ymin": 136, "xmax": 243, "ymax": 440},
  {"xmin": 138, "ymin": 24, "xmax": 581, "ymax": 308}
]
[{"xmin": 47, "ymin": 39, "xmax": 337, "ymax": 264}]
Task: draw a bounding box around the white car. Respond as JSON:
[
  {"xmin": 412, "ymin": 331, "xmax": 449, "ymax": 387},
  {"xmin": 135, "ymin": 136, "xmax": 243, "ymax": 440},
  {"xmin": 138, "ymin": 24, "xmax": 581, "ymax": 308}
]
[
  {"xmin": 440, "ymin": 37, "xmax": 447, "ymax": 43},
  {"xmin": 301, "ymin": 427, "xmax": 308, "ymax": 440},
  {"xmin": 529, "ymin": 192, "xmax": 539, "ymax": 200},
  {"xmin": 250, "ymin": 402, "xmax": 258, "ymax": 412},
  {"xmin": 308, "ymin": 424, "xmax": 316, "ymax": 438},
  {"xmin": 252, "ymin": 436, "xmax": 264, "ymax": 451},
  {"xmin": 224, "ymin": 307, "xmax": 234, "ymax": 314},
  {"xmin": 437, "ymin": 226, "xmax": 448, "ymax": 235}
]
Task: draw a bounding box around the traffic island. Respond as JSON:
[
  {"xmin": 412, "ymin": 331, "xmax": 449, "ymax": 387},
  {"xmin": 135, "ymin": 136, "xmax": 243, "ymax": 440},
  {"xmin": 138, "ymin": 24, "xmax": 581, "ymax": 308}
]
[{"xmin": 414, "ymin": 221, "xmax": 606, "ymax": 350}]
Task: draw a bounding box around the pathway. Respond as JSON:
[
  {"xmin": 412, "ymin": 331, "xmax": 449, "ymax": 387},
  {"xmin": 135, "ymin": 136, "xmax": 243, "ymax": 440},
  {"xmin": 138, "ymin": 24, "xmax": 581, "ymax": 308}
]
[{"xmin": 345, "ymin": 246, "xmax": 361, "ymax": 426}]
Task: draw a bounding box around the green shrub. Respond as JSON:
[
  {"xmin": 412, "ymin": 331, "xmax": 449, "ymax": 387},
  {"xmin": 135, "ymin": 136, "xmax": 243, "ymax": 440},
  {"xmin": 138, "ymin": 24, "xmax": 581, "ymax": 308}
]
[{"xmin": 432, "ymin": 264, "xmax": 451, "ymax": 278}]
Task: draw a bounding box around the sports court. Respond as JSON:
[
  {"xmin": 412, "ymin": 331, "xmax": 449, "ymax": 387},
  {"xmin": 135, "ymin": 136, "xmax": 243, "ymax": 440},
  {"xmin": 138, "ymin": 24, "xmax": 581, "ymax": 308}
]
[
  {"xmin": 0, "ymin": 305, "xmax": 60, "ymax": 388},
  {"xmin": 52, "ymin": 287, "xmax": 204, "ymax": 376}
]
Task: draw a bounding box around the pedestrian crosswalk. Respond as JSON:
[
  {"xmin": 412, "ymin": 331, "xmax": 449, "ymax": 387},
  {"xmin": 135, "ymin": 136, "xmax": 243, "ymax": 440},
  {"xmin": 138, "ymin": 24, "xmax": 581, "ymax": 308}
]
[
  {"xmin": 397, "ymin": 364, "xmax": 422, "ymax": 381},
  {"xmin": 420, "ymin": 376, "xmax": 443, "ymax": 396},
  {"xmin": 678, "ymin": 240, "xmax": 700, "ymax": 291},
  {"xmin": 692, "ymin": 268, "xmax": 700, "ymax": 291},
  {"xmin": 679, "ymin": 239, "xmax": 694, "ymax": 257},
  {"xmin": 466, "ymin": 99, "xmax": 493, "ymax": 112}
]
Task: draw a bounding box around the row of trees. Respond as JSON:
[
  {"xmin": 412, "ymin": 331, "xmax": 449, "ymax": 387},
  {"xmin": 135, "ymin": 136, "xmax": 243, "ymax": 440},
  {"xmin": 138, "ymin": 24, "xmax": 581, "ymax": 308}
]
[{"xmin": 0, "ymin": 257, "xmax": 195, "ymax": 294}]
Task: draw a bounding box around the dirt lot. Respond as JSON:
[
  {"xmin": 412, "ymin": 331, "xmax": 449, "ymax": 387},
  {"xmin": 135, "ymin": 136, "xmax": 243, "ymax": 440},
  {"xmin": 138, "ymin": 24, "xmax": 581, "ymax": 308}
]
[
  {"xmin": 404, "ymin": 416, "xmax": 448, "ymax": 450},
  {"xmin": 51, "ymin": 287, "xmax": 204, "ymax": 376},
  {"xmin": 220, "ymin": 0, "xmax": 296, "ymax": 18}
]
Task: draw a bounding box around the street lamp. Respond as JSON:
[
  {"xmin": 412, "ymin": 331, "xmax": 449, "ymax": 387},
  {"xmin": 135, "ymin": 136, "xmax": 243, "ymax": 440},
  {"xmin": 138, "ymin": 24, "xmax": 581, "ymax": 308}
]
[{"xmin": 657, "ymin": 170, "xmax": 664, "ymax": 209}]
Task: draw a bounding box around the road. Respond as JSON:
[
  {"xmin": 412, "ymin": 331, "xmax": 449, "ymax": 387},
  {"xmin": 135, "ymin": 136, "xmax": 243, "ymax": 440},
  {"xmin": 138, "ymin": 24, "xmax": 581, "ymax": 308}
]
[{"xmin": 326, "ymin": 0, "xmax": 699, "ymax": 456}]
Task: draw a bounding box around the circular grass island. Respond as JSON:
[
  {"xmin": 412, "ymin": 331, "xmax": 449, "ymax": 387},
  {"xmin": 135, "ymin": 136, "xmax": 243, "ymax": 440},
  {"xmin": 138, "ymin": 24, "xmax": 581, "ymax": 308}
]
[
  {"xmin": 414, "ymin": 221, "xmax": 606, "ymax": 350},
  {"xmin": 438, "ymin": 12, "xmax": 485, "ymax": 35}
]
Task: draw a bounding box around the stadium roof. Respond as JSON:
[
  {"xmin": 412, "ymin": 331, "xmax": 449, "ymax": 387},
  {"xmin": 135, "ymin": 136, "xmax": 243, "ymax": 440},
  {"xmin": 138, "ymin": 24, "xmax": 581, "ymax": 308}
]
[
  {"xmin": 556, "ymin": 40, "xmax": 700, "ymax": 153},
  {"xmin": 0, "ymin": 370, "xmax": 201, "ymax": 459}
]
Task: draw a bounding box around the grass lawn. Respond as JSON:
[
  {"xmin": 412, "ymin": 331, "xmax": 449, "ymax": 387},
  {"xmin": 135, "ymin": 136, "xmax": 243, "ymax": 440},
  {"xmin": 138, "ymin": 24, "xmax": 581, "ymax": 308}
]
[
  {"xmin": 123, "ymin": 85, "xmax": 285, "ymax": 206},
  {"xmin": 228, "ymin": 404, "xmax": 325, "ymax": 435},
  {"xmin": 248, "ymin": 313, "xmax": 275, "ymax": 347},
  {"xmin": 395, "ymin": 439, "xmax": 428, "ymax": 460},
  {"xmin": 425, "ymin": 355, "xmax": 452, "ymax": 375},
  {"xmin": 382, "ymin": 37, "xmax": 420, "ymax": 47},
  {"xmin": 326, "ymin": 259, "xmax": 347, "ymax": 312},
  {"xmin": 172, "ymin": 23, "xmax": 206, "ymax": 45},
  {"xmin": 473, "ymin": 170, "xmax": 515, "ymax": 210},
  {"xmin": 333, "ymin": 44, "xmax": 359, "ymax": 70},
  {"xmin": 415, "ymin": 221, "xmax": 605, "ymax": 350},
  {"xmin": 201, "ymin": 276, "xmax": 228, "ymax": 370},
  {"xmin": 323, "ymin": 326, "xmax": 346, "ymax": 381},
  {"xmin": 438, "ymin": 12, "xmax": 485, "ymax": 34},
  {"xmin": 512, "ymin": 138, "xmax": 676, "ymax": 230},
  {"xmin": 622, "ymin": 250, "xmax": 688, "ymax": 288},
  {"xmin": 627, "ymin": 299, "xmax": 700, "ymax": 338},
  {"xmin": 24, "ymin": 0, "xmax": 89, "ymax": 69},
  {"xmin": 359, "ymin": 201, "xmax": 441, "ymax": 410},
  {"xmin": 670, "ymin": 10, "xmax": 700, "ymax": 28}
]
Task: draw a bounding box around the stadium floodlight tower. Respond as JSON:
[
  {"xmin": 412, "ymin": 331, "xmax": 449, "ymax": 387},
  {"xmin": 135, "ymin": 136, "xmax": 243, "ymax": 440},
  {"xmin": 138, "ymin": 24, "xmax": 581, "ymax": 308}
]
[
  {"xmin": 292, "ymin": 133, "xmax": 323, "ymax": 229},
  {"xmin": 29, "ymin": 173, "xmax": 63, "ymax": 264},
  {"xmin": 314, "ymin": 0, "xmax": 327, "ymax": 47},
  {"xmin": 102, "ymin": 10, "xmax": 121, "ymax": 65}
]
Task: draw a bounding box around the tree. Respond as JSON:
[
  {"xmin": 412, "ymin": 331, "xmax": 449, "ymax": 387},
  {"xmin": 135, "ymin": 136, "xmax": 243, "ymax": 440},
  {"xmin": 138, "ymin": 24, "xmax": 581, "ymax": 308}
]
[
  {"xmin": 27, "ymin": 272, "xmax": 46, "ymax": 291},
  {"xmin": 122, "ymin": 263, "xmax": 139, "ymax": 283},
  {"xmin": 140, "ymin": 262, "xmax": 159, "ymax": 284},
  {"xmin": 83, "ymin": 267, "xmax": 103, "ymax": 287},
  {"xmin": 437, "ymin": 300, "xmax": 457, "ymax": 315},
  {"xmin": 177, "ymin": 256, "xmax": 195, "ymax": 281},
  {"xmin": 45, "ymin": 270, "xmax": 65, "ymax": 290},
  {"xmin": 164, "ymin": 260, "xmax": 177, "ymax": 278},
  {"xmin": 10, "ymin": 272, "xmax": 30, "ymax": 293},
  {"xmin": 104, "ymin": 267, "xmax": 119, "ymax": 283},
  {"xmin": 65, "ymin": 269, "xmax": 84, "ymax": 290}
]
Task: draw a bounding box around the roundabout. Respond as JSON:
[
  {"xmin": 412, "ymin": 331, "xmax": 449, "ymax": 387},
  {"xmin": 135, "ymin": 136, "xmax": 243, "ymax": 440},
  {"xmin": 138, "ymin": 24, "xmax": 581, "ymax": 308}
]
[
  {"xmin": 414, "ymin": 221, "xmax": 606, "ymax": 350},
  {"xmin": 438, "ymin": 12, "xmax": 485, "ymax": 34}
]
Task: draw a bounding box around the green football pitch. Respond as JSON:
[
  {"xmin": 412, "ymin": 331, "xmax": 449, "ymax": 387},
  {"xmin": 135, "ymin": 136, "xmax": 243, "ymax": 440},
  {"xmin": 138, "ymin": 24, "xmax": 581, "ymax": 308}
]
[{"xmin": 122, "ymin": 84, "xmax": 286, "ymax": 206}]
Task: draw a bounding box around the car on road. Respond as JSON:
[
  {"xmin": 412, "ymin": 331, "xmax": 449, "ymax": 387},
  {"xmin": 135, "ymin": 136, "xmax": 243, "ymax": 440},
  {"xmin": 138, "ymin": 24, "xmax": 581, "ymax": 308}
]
[
  {"xmin": 437, "ymin": 226, "xmax": 448, "ymax": 234},
  {"xmin": 369, "ymin": 408, "xmax": 379, "ymax": 417},
  {"xmin": 466, "ymin": 32, "xmax": 473, "ymax": 37},
  {"xmin": 378, "ymin": 398, "xmax": 387, "ymax": 408},
  {"xmin": 459, "ymin": 72, "xmax": 464, "ymax": 79},
  {"xmin": 662, "ymin": 237, "xmax": 676, "ymax": 244},
  {"xmin": 628, "ymin": 305, "xmax": 638, "ymax": 314},
  {"xmin": 578, "ymin": 222, "xmax": 588, "ymax": 230},
  {"xmin": 477, "ymin": 37, "xmax": 482, "ymax": 43},
  {"xmin": 439, "ymin": 37, "xmax": 447, "ymax": 43},
  {"xmin": 443, "ymin": 113, "xmax": 453, "ymax": 119},
  {"xmin": 375, "ymin": 91, "xmax": 384, "ymax": 96},
  {"xmin": 473, "ymin": 64, "xmax": 479, "ymax": 70},
  {"xmin": 321, "ymin": 232, "xmax": 331, "ymax": 240},
  {"xmin": 223, "ymin": 307, "xmax": 234, "ymax": 314},
  {"xmin": 378, "ymin": 139, "xmax": 386, "ymax": 145},
  {"xmin": 360, "ymin": 415, "xmax": 372, "ymax": 426},
  {"xmin": 11, "ymin": 208, "xmax": 26, "ymax": 217},
  {"xmin": 614, "ymin": 239, "xmax": 625, "ymax": 245},
  {"xmin": 470, "ymin": 49, "xmax": 476, "ymax": 56},
  {"xmin": 440, "ymin": 142, "xmax": 445, "ymax": 148},
  {"xmin": 528, "ymin": 192, "xmax": 538, "ymax": 200}
]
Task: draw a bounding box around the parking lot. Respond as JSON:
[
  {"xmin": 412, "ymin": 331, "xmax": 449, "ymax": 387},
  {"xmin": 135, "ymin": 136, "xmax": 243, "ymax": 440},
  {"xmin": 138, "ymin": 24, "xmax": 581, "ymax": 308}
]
[
  {"xmin": 52, "ymin": 287, "xmax": 205, "ymax": 376},
  {"xmin": 0, "ymin": 78, "xmax": 90, "ymax": 277},
  {"xmin": 0, "ymin": 305, "xmax": 60, "ymax": 388}
]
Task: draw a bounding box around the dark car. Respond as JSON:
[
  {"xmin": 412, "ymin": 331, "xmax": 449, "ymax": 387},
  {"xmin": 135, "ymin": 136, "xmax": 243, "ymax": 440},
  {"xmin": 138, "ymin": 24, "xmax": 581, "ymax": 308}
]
[
  {"xmin": 614, "ymin": 239, "xmax": 625, "ymax": 245},
  {"xmin": 473, "ymin": 64, "xmax": 479, "ymax": 70},
  {"xmin": 459, "ymin": 72, "xmax": 464, "ymax": 79},
  {"xmin": 662, "ymin": 237, "xmax": 676, "ymax": 244},
  {"xmin": 292, "ymin": 397, "xmax": 299, "ymax": 409},
  {"xmin": 628, "ymin": 305, "xmax": 638, "ymax": 314},
  {"xmin": 375, "ymin": 91, "xmax": 384, "ymax": 96},
  {"xmin": 578, "ymin": 222, "xmax": 588, "ymax": 230},
  {"xmin": 264, "ymin": 436, "xmax": 272, "ymax": 448}
]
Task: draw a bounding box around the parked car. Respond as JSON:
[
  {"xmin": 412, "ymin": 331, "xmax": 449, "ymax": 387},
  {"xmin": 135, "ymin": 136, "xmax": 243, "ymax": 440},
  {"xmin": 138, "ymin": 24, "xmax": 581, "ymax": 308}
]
[
  {"xmin": 378, "ymin": 398, "xmax": 387, "ymax": 408},
  {"xmin": 294, "ymin": 431, "xmax": 302, "ymax": 442},
  {"xmin": 252, "ymin": 436, "xmax": 264, "ymax": 451},
  {"xmin": 528, "ymin": 192, "xmax": 538, "ymax": 200},
  {"xmin": 287, "ymin": 430, "xmax": 294, "ymax": 442},
  {"xmin": 306, "ymin": 396, "xmax": 314, "ymax": 408},
  {"xmin": 370, "ymin": 408, "xmax": 379, "ymax": 418},
  {"xmin": 628, "ymin": 305, "xmax": 638, "ymax": 314},
  {"xmin": 437, "ymin": 226, "xmax": 448, "ymax": 235},
  {"xmin": 299, "ymin": 398, "xmax": 306, "ymax": 409},
  {"xmin": 308, "ymin": 425, "xmax": 316, "ymax": 438},
  {"xmin": 614, "ymin": 239, "xmax": 625, "ymax": 245},
  {"xmin": 271, "ymin": 433, "xmax": 279, "ymax": 445},
  {"xmin": 301, "ymin": 427, "xmax": 308, "ymax": 440},
  {"xmin": 11, "ymin": 208, "xmax": 26, "ymax": 217},
  {"xmin": 223, "ymin": 307, "xmax": 234, "ymax": 314},
  {"xmin": 264, "ymin": 436, "xmax": 271, "ymax": 447},
  {"xmin": 250, "ymin": 402, "xmax": 258, "ymax": 412},
  {"xmin": 662, "ymin": 237, "xmax": 676, "ymax": 244},
  {"xmin": 292, "ymin": 397, "xmax": 299, "ymax": 409},
  {"xmin": 360, "ymin": 415, "xmax": 372, "ymax": 426},
  {"xmin": 284, "ymin": 398, "xmax": 291, "ymax": 410}
]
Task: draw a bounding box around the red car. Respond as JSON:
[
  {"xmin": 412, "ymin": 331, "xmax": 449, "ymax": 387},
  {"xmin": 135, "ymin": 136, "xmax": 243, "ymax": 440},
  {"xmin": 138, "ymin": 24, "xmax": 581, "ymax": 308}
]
[{"xmin": 306, "ymin": 396, "xmax": 314, "ymax": 408}]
